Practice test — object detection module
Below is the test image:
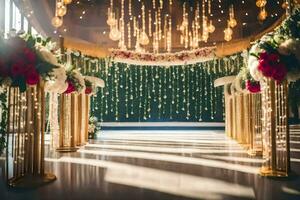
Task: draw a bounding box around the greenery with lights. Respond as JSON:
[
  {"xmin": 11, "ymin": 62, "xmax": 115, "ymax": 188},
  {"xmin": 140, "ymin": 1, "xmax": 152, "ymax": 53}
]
[
  {"xmin": 0, "ymin": 88, "xmax": 7, "ymax": 155},
  {"xmin": 70, "ymin": 52, "xmax": 244, "ymax": 122}
]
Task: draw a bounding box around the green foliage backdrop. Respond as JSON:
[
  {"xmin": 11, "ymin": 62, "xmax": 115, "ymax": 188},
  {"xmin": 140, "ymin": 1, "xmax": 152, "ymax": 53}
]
[{"xmin": 71, "ymin": 53, "xmax": 244, "ymax": 122}]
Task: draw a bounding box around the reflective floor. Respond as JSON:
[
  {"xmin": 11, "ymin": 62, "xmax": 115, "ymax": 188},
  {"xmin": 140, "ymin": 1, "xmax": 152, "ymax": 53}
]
[{"xmin": 1, "ymin": 129, "xmax": 300, "ymax": 200}]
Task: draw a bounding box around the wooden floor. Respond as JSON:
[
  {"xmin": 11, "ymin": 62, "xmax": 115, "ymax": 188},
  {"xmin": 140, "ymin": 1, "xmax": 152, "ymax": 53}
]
[{"xmin": 1, "ymin": 129, "xmax": 300, "ymax": 200}]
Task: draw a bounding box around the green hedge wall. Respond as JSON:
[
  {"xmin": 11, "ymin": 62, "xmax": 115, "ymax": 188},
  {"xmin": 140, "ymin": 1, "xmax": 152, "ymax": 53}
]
[{"xmin": 71, "ymin": 53, "xmax": 244, "ymax": 122}]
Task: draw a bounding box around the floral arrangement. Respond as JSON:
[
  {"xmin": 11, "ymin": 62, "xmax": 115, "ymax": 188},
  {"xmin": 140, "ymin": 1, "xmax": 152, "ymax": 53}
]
[
  {"xmin": 84, "ymin": 79, "xmax": 93, "ymax": 95},
  {"xmin": 248, "ymin": 8, "xmax": 300, "ymax": 83},
  {"xmin": 236, "ymin": 66, "xmax": 261, "ymax": 93},
  {"xmin": 45, "ymin": 66, "xmax": 68, "ymax": 94},
  {"xmin": 84, "ymin": 76, "xmax": 105, "ymax": 95},
  {"xmin": 88, "ymin": 116, "xmax": 98, "ymax": 139},
  {"xmin": 0, "ymin": 34, "xmax": 58, "ymax": 92},
  {"xmin": 64, "ymin": 70, "xmax": 85, "ymax": 94},
  {"xmin": 110, "ymin": 46, "xmax": 216, "ymax": 66}
]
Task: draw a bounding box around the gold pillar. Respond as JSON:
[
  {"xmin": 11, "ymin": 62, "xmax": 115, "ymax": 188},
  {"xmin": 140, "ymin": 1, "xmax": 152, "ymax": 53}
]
[
  {"xmin": 260, "ymin": 78, "xmax": 290, "ymax": 177},
  {"xmin": 6, "ymin": 82, "xmax": 56, "ymax": 188},
  {"xmin": 57, "ymin": 93, "xmax": 78, "ymax": 152}
]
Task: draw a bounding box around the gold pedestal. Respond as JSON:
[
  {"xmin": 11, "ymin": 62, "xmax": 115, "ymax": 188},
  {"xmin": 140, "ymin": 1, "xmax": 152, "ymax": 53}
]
[
  {"xmin": 6, "ymin": 81, "xmax": 56, "ymax": 188},
  {"xmin": 57, "ymin": 93, "xmax": 79, "ymax": 153},
  {"xmin": 8, "ymin": 173, "xmax": 56, "ymax": 188},
  {"xmin": 260, "ymin": 78, "xmax": 290, "ymax": 177}
]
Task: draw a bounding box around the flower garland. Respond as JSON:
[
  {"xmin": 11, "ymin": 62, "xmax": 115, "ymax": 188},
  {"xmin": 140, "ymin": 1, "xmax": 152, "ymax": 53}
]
[
  {"xmin": 64, "ymin": 70, "xmax": 85, "ymax": 94},
  {"xmin": 0, "ymin": 34, "xmax": 59, "ymax": 92},
  {"xmin": 110, "ymin": 46, "xmax": 216, "ymax": 66},
  {"xmin": 88, "ymin": 116, "xmax": 98, "ymax": 139},
  {"xmin": 248, "ymin": 8, "xmax": 300, "ymax": 83},
  {"xmin": 84, "ymin": 76, "xmax": 105, "ymax": 95}
]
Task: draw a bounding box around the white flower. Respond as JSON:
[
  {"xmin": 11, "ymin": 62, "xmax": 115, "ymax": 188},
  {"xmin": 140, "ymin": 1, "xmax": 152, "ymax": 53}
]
[
  {"xmin": 73, "ymin": 70, "xmax": 85, "ymax": 93},
  {"xmin": 45, "ymin": 66, "xmax": 68, "ymax": 94},
  {"xmin": 85, "ymin": 76, "xmax": 105, "ymax": 88},
  {"xmin": 38, "ymin": 47, "xmax": 59, "ymax": 66},
  {"xmin": 248, "ymin": 44, "xmax": 263, "ymax": 81}
]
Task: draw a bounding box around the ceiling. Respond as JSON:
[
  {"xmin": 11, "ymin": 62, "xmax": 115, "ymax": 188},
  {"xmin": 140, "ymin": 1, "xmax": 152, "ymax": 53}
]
[{"xmin": 20, "ymin": 0, "xmax": 286, "ymax": 54}]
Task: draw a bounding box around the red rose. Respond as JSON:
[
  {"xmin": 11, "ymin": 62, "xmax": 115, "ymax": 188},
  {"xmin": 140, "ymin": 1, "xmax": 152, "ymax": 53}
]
[
  {"xmin": 64, "ymin": 80, "xmax": 76, "ymax": 94},
  {"xmin": 11, "ymin": 60, "xmax": 26, "ymax": 76},
  {"xmin": 272, "ymin": 64, "xmax": 287, "ymax": 83},
  {"xmin": 268, "ymin": 53, "xmax": 280, "ymax": 63},
  {"xmin": 259, "ymin": 52, "xmax": 269, "ymax": 60},
  {"xmin": 24, "ymin": 64, "xmax": 36, "ymax": 75},
  {"xmin": 85, "ymin": 87, "xmax": 92, "ymax": 94},
  {"xmin": 23, "ymin": 48, "xmax": 36, "ymax": 64},
  {"xmin": 258, "ymin": 59, "xmax": 274, "ymax": 77},
  {"xmin": 25, "ymin": 69, "xmax": 40, "ymax": 85},
  {"xmin": 246, "ymin": 80, "xmax": 261, "ymax": 93}
]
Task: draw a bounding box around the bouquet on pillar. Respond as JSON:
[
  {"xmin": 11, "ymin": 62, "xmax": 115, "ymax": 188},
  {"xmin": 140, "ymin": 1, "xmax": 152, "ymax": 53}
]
[
  {"xmin": 0, "ymin": 34, "xmax": 59, "ymax": 92},
  {"xmin": 248, "ymin": 8, "xmax": 300, "ymax": 83}
]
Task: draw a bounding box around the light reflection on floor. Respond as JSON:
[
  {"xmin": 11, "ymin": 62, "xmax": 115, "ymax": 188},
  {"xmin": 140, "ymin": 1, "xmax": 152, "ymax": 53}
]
[{"xmin": 1, "ymin": 129, "xmax": 300, "ymax": 200}]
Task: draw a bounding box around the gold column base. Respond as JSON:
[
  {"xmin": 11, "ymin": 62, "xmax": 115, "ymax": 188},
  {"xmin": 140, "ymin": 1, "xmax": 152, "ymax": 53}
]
[
  {"xmin": 56, "ymin": 147, "xmax": 78, "ymax": 153},
  {"xmin": 247, "ymin": 149, "xmax": 262, "ymax": 157},
  {"xmin": 260, "ymin": 167, "xmax": 288, "ymax": 177},
  {"xmin": 8, "ymin": 173, "xmax": 56, "ymax": 188}
]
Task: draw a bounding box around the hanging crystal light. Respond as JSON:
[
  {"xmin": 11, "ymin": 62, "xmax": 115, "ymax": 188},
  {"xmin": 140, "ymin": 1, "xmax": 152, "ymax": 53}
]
[
  {"xmin": 258, "ymin": 7, "xmax": 268, "ymax": 21},
  {"xmin": 139, "ymin": 3, "xmax": 149, "ymax": 45},
  {"xmin": 256, "ymin": 0, "xmax": 267, "ymax": 8},
  {"xmin": 109, "ymin": 26, "xmax": 121, "ymax": 41},
  {"xmin": 57, "ymin": 5, "xmax": 67, "ymax": 17},
  {"xmin": 63, "ymin": 0, "xmax": 72, "ymax": 4},
  {"xmin": 52, "ymin": 16, "xmax": 63, "ymax": 28},
  {"xmin": 228, "ymin": 5, "xmax": 237, "ymax": 28},
  {"xmin": 208, "ymin": 20, "xmax": 215, "ymax": 33},
  {"xmin": 224, "ymin": 21, "xmax": 233, "ymax": 42},
  {"xmin": 52, "ymin": 0, "xmax": 72, "ymax": 28}
]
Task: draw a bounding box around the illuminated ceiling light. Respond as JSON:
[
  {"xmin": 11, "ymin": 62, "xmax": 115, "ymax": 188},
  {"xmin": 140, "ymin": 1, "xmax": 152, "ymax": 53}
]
[
  {"xmin": 52, "ymin": 0, "xmax": 73, "ymax": 28},
  {"xmin": 57, "ymin": 5, "xmax": 67, "ymax": 17},
  {"xmin": 258, "ymin": 7, "xmax": 268, "ymax": 21},
  {"xmin": 109, "ymin": 26, "xmax": 121, "ymax": 41},
  {"xmin": 51, "ymin": 16, "xmax": 63, "ymax": 28},
  {"xmin": 256, "ymin": 0, "xmax": 267, "ymax": 8},
  {"xmin": 64, "ymin": 0, "xmax": 73, "ymax": 4},
  {"xmin": 208, "ymin": 20, "xmax": 215, "ymax": 33},
  {"xmin": 228, "ymin": 5, "xmax": 237, "ymax": 28}
]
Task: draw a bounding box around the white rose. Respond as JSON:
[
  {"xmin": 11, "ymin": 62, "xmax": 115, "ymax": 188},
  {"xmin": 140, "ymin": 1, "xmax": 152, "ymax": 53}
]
[{"xmin": 39, "ymin": 47, "xmax": 59, "ymax": 66}]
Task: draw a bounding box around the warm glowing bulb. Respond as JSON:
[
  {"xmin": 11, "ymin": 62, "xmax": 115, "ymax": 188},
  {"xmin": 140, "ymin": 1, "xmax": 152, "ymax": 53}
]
[
  {"xmin": 51, "ymin": 16, "xmax": 63, "ymax": 28},
  {"xmin": 228, "ymin": 18, "xmax": 237, "ymax": 28},
  {"xmin": 139, "ymin": 31, "xmax": 149, "ymax": 45},
  {"xmin": 107, "ymin": 15, "xmax": 116, "ymax": 26},
  {"xmin": 256, "ymin": 0, "xmax": 267, "ymax": 7},
  {"xmin": 64, "ymin": 0, "xmax": 72, "ymax": 4},
  {"xmin": 224, "ymin": 27, "xmax": 233, "ymax": 35},
  {"xmin": 208, "ymin": 20, "xmax": 215, "ymax": 33},
  {"xmin": 57, "ymin": 5, "xmax": 67, "ymax": 17},
  {"xmin": 109, "ymin": 27, "xmax": 121, "ymax": 41},
  {"xmin": 224, "ymin": 34, "xmax": 232, "ymax": 42},
  {"xmin": 258, "ymin": 9, "xmax": 268, "ymax": 21}
]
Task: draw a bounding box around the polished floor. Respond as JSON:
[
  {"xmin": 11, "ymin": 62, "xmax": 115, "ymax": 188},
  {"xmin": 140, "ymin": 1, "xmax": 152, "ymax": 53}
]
[{"xmin": 1, "ymin": 128, "xmax": 300, "ymax": 200}]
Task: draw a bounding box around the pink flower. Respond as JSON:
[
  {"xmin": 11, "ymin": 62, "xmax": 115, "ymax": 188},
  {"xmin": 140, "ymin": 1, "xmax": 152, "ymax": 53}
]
[
  {"xmin": 85, "ymin": 87, "xmax": 92, "ymax": 94},
  {"xmin": 25, "ymin": 68, "xmax": 40, "ymax": 85},
  {"xmin": 64, "ymin": 80, "xmax": 76, "ymax": 94},
  {"xmin": 246, "ymin": 80, "xmax": 261, "ymax": 93}
]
